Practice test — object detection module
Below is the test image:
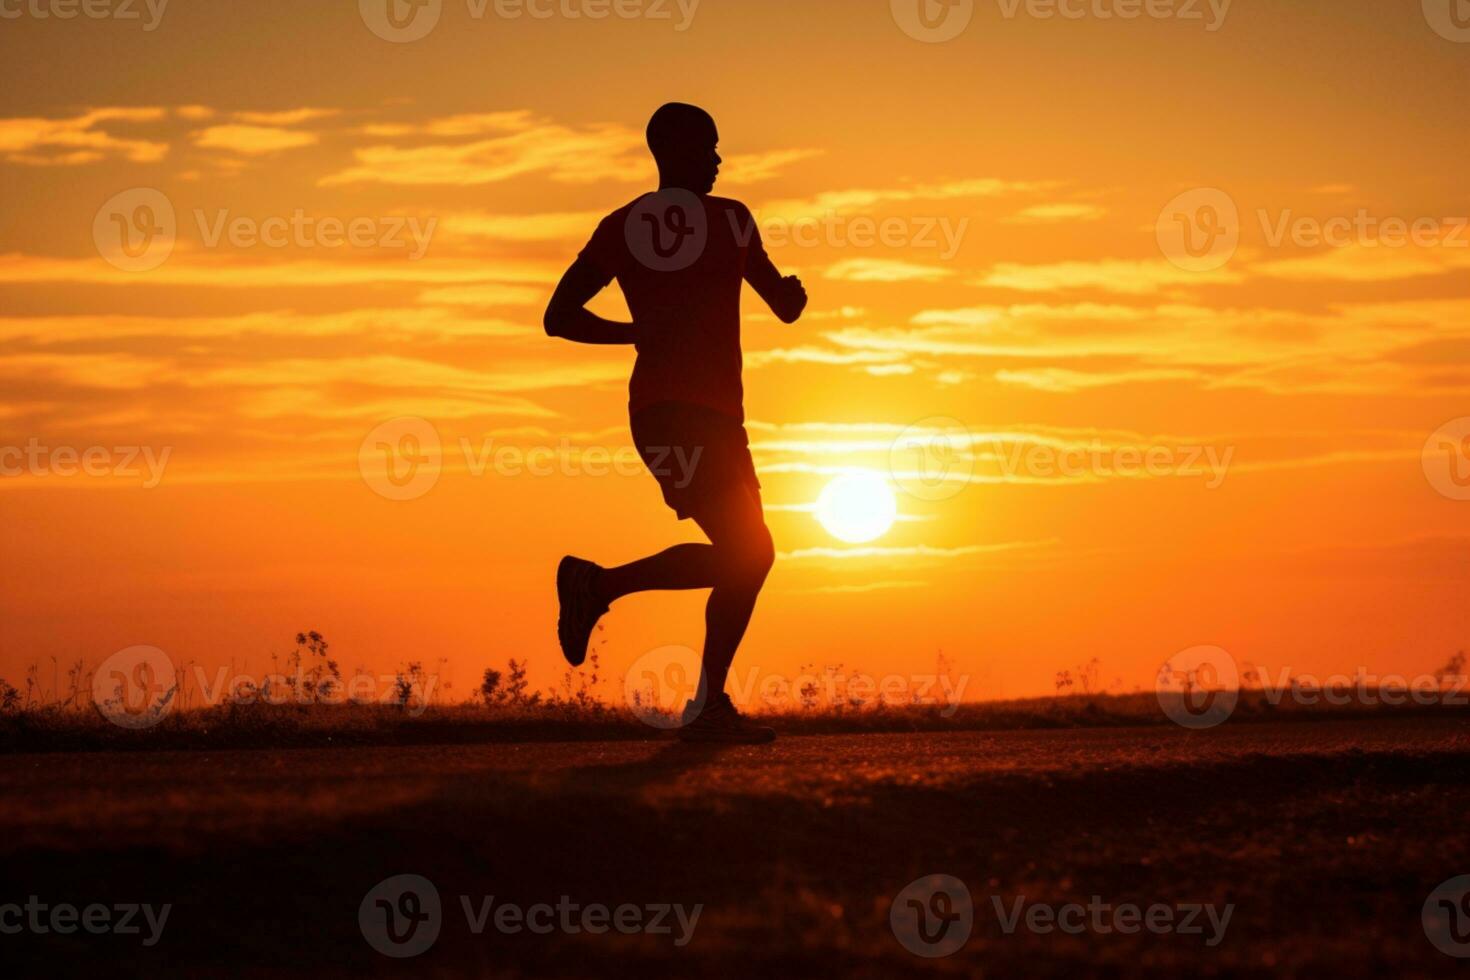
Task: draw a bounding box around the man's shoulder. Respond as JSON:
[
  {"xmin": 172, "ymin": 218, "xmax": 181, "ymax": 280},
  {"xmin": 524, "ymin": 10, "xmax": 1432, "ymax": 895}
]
[{"xmin": 704, "ymin": 195, "xmax": 751, "ymax": 217}]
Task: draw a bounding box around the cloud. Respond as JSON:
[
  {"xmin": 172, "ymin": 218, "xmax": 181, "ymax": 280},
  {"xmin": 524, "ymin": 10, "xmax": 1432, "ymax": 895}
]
[
  {"xmin": 233, "ymin": 108, "xmax": 340, "ymax": 126},
  {"xmin": 755, "ymin": 178, "xmax": 1051, "ymax": 224},
  {"xmin": 0, "ymin": 308, "xmax": 533, "ymax": 344},
  {"xmin": 1251, "ymin": 242, "xmax": 1470, "ymax": 282},
  {"xmin": 718, "ymin": 148, "xmax": 823, "ymax": 184},
  {"xmin": 417, "ymin": 284, "xmax": 546, "ymax": 306},
  {"xmin": 780, "ymin": 579, "xmax": 927, "ymax": 595},
  {"xmin": 436, "ymin": 210, "xmax": 604, "ymax": 243},
  {"xmin": 745, "ymin": 346, "xmax": 906, "ymax": 368},
  {"xmin": 192, "ymin": 125, "xmax": 319, "ymax": 155},
  {"xmin": 1006, "ymin": 202, "xmax": 1107, "ymax": 224},
  {"xmin": 0, "ymin": 107, "xmax": 168, "ymax": 166},
  {"xmin": 0, "ymin": 252, "xmax": 560, "ymax": 289},
  {"xmin": 321, "ymin": 113, "xmax": 647, "ymax": 187},
  {"xmin": 977, "ymin": 258, "xmax": 1245, "ymax": 294},
  {"xmin": 824, "ymin": 258, "xmax": 955, "ymax": 283},
  {"xmin": 995, "ymin": 367, "xmax": 1200, "ymax": 391},
  {"xmin": 778, "ymin": 540, "xmax": 1055, "ymax": 561}
]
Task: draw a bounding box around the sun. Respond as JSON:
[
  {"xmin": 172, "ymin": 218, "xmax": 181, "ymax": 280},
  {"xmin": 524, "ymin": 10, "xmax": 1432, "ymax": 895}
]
[{"xmin": 814, "ymin": 471, "xmax": 898, "ymax": 544}]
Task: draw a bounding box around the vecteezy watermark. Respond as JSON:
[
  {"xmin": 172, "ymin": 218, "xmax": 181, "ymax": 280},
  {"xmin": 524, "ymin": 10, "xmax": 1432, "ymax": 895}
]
[
  {"xmin": 889, "ymin": 875, "xmax": 1231, "ymax": 956},
  {"xmin": 359, "ymin": 0, "xmax": 699, "ymax": 43},
  {"xmin": 359, "ymin": 417, "xmax": 443, "ymax": 501},
  {"xmin": 359, "ymin": 874, "xmax": 701, "ymax": 958},
  {"xmin": 0, "ymin": 0, "xmax": 169, "ymax": 30},
  {"xmin": 361, "ymin": 875, "xmax": 442, "ymax": 958},
  {"xmin": 890, "ymin": 417, "xmax": 975, "ymax": 502},
  {"xmin": 1423, "ymin": 417, "xmax": 1470, "ymax": 501},
  {"xmin": 193, "ymin": 209, "xmax": 437, "ymax": 260},
  {"xmin": 1156, "ymin": 645, "xmax": 1239, "ymax": 729},
  {"xmin": 624, "ymin": 645, "xmax": 706, "ymax": 729},
  {"xmin": 1424, "ymin": 875, "xmax": 1470, "ymax": 957},
  {"xmin": 0, "ymin": 898, "xmax": 171, "ymax": 946},
  {"xmin": 93, "ymin": 189, "xmax": 437, "ymax": 271},
  {"xmin": 746, "ymin": 210, "xmax": 969, "ymax": 261},
  {"xmin": 623, "ymin": 645, "xmax": 971, "ymax": 728},
  {"xmin": 1423, "ymin": 0, "xmax": 1470, "ymax": 43},
  {"xmin": 358, "ymin": 416, "xmax": 704, "ymax": 501},
  {"xmin": 92, "ymin": 645, "xmax": 178, "ymax": 730},
  {"xmin": 891, "ymin": 0, "xmax": 1230, "ymax": 42},
  {"xmin": 992, "ymin": 436, "xmax": 1234, "ymax": 489},
  {"xmin": 1158, "ymin": 186, "xmax": 1470, "ymax": 272},
  {"xmin": 1158, "ymin": 645, "xmax": 1470, "ymax": 729},
  {"xmin": 990, "ymin": 894, "xmax": 1233, "ymax": 946},
  {"xmin": 1156, "ymin": 187, "xmax": 1240, "ymax": 272},
  {"xmin": 190, "ymin": 666, "xmax": 441, "ymax": 717},
  {"xmin": 0, "ymin": 439, "xmax": 172, "ymax": 487},
  {"xmin": 626, "ymin": 189, "xmax": 708, "ymax": 272},
  {"xmin": 94, "ymin": 188, "xmax": 176, "ymax": 273},
  {"xmin": 890, "ymin": 875, "xmax": 974, "ymax": 958}
]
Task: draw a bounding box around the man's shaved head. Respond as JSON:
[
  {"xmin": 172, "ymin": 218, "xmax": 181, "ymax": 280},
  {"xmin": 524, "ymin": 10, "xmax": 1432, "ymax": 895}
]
[
  {"xmin": 646, "ymin": 103, "xmax": 721, "ymax": 194},
  {"xmin": 646, "ymin": 102, "xmax": 716, "ymax": 157}
]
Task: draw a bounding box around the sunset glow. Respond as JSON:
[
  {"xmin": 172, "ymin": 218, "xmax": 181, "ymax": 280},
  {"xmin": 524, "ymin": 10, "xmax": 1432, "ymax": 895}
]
[{"xmin": 0, "ymin": 1, "xmax": 1466, "ymax": 706}]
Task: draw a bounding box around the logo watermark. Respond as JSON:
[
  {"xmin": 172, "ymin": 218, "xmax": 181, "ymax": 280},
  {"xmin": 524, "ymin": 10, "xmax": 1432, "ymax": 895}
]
[
  {"xmin": 1425, "ymin": 875, "xmax": 1470, "ymax": 957},
  {"xmin": 890, "ymin": 417, "xmax": 975, "ymax": 502},
  {"xmin": 359, "ymin": 0, "xmax": 699, "ymax": 43},
  {"xmin": 0, "ymin": 898, "xmax": 171, "ymax": 946},
  {"xmin": 626, "ymin": 189, "xmax": 708, "ymax": 272},
  {"xmin": 624, "ymin": 645, "xmax": 970, "ymax": 728},
  {"xmin": 1159, "ymin": 186, "xmax": 1470, "ymax": 272},
  {"xmin": 1424, "ymin": 417, "xmax": 1470, "ymax": 501},
  {"xmin": 0, "ymin": 440, "xmax": 171, "ymax": 487},
  {"xmin": 1423, "ymin": 0, "xmax": 1470, "ymax": 42},
  {"xmin": 358, "ymin": 416, "xmax": 705, "ymax": 501},
  {"xmin": 359, "ymin": 418, "xmax": 443, "ymax": 501},
  {"xmin": 890, "ymin": 875, "xmax": 973, "ymax": 957},
  {"xmin": 890, "ymin": 875, "xmax": 1233, "ymax": 956},
  {"xmin": 359, "ymin": 874, "xmax": 701, "ymax": 957},
  {"xmin": 1156, "ymin": 187, "xmax": 1239, "ymax": 272},
  {"xmin": 747, "ymin": 210, "xmax": 969, "ymax": 261},
  {"xmin": 194, "ymin": 209, "xmax": 437, "ymax": 260},
  {"xmin": 892, "ymin": 0, "xmax": 1230, "ymax": 42},
  {"xmin": 94, "ymin": 189, "xmax": 437, "ymax": 271},
  {"xmin": 990, "ymin": 893, "xmax": 1232, "ymax": 945},
  {"xmin": 1158, "ymin": 645, "xmax": 1470, "ymax": 729},
  {"xmin": 360, "ymin": 875, "xmax": 442, "ymax": 958},
  {"xmin": 92, "ymin": 645, "xmax": 177, "ymax": 730},
  {"xmin": 993, "ymin": 437, "xmax": 1233, "ymax": 488},
  {"xmin": 95, "ymin": 188, "xmax": 176, "ymax": 272},
  {"xmin": 0, "ymin": 0, "xmax": 168, "ymax": 30}
]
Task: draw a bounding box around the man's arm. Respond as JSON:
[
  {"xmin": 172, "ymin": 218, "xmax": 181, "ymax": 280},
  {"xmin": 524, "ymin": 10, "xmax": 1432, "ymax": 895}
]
[
  {"xmin": 743, "ymin": 223, "xmax": 807, "ymax": 324},
  {"xmin": 544, "ymin": 256, "xmax": 640, "ymax": 345}
]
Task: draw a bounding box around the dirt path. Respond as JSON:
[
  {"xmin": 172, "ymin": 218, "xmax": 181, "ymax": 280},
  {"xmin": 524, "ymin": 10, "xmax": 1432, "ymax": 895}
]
[{"xmin": 4, "ymin": 718, "xmax": 1469, "ymax": 977}]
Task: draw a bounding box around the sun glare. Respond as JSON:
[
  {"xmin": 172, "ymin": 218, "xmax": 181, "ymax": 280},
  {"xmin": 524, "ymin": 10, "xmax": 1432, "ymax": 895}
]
[{"xmin": 814, "ymin": 471, "xmax": 898, "ymax": 544}]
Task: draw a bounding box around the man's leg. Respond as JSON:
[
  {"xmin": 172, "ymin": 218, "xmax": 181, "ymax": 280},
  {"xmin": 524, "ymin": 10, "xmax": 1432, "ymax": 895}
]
[
  {"xmin": 687, "ymin": 486, "xmax": 775, "ymax": 701},
  {"xmin": 596, "ymin": 543, "xmax": 719, "ymax": 604}
]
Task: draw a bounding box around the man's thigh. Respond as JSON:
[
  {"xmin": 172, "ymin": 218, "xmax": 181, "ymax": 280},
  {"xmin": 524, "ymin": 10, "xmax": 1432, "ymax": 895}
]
[{"xmin": 689, "ymin": 482, "xmax": 767, "ymax": 549}]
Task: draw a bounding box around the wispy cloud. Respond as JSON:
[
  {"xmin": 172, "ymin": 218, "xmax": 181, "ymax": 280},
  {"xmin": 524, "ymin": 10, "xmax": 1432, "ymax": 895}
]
[
  {"xmin": 977, "ymin": 258, "xmax": 1245, "ymax": 294},
  {"xmin": 192, "ymin": 125, "xmax": 319, "ymax": 155},
  {"xmin": 824, "ymin": 258, "xmax": 955, "ymax": 283},
  {"xmin": 0, "ymin": 106, "xmax": 168, "ymax": 166}
]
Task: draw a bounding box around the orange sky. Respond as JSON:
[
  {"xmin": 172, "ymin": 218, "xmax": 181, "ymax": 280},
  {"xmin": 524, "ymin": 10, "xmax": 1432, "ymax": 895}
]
[{"xmin": 1, "ymin": 0, "xmax": 1466, "ymax": 706}]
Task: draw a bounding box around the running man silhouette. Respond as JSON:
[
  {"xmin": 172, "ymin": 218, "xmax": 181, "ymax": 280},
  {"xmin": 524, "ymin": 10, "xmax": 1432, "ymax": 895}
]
[{"xmin": 544, "ymin": 102, "xmax": 807, "ymax": 743}]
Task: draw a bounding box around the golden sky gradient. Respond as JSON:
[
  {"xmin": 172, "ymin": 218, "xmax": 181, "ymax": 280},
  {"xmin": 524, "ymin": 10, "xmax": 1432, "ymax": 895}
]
[{"xmin": 1, "ymin": 0, "xmax": 1466, "ymax": 704}]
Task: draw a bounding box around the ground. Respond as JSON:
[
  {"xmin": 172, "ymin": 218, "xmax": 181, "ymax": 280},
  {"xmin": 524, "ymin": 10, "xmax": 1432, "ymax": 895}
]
[{"xmin": 3, "ymin": 717, "xmax": 1469, "ymax": 977}]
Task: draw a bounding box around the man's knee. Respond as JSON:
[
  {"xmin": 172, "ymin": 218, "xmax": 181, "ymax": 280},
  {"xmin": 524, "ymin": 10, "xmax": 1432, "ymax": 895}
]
[{"xmin": 717, "ymin": 524, "xmax": 774, "ymax": 590}]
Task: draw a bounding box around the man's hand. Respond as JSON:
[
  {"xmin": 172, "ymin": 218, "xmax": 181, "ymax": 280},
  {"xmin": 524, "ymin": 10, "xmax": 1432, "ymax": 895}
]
[{"xmin": 771, "ymin": 274, "xmax": 807, "ymax": 324}]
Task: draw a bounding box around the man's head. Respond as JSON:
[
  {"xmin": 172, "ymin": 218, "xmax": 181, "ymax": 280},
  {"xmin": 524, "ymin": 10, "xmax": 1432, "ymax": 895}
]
[{"xmin": 647, "ymin": 102, "xmax": 720, "ymax": 195}]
